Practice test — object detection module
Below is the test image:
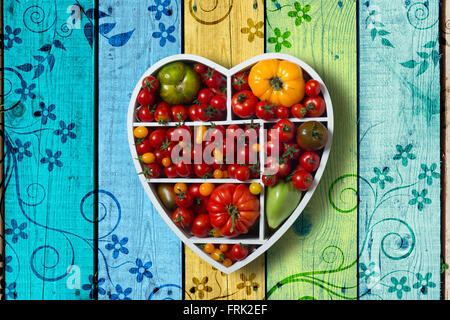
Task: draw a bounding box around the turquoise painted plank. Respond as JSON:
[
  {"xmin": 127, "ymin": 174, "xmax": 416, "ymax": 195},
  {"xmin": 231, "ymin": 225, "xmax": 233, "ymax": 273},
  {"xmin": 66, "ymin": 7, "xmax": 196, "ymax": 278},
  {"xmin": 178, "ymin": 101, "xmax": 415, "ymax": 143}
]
[
  {"xmin": 3, "ymin": 0, "xmax": 95, "ymax": 299},
  {"xmin": 97, "ymin": 0, "xmax": 182, "ymax": 300},
  {"xmin": 358, "ymin": 1, "xmax": 440, "ymax": 299}
]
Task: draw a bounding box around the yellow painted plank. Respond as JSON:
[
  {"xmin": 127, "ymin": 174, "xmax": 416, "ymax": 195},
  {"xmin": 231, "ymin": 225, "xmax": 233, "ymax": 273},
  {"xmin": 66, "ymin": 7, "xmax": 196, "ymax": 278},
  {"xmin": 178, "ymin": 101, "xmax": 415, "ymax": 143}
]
[{"xmin": 183, "ymin": 0, "xmax": 265, "ymax": 300}]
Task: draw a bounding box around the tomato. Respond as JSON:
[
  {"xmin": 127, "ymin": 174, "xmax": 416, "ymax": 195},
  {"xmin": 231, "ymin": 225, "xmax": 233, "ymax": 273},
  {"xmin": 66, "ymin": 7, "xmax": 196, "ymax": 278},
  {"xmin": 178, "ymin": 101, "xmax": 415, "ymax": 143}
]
[
  {"xmin": 305, "ymin": 79, "xmax": 321, "ymax": 97},
  {"xmin": 291, "ymin": 103, "xmax": 307, "ymax": 119},
  {"xmin": 232, "ymin": 72, "xmax": 250, "ymax": 91},
  {"xmin": 141, "ymin": 163, "xmax": 161, "ymax": 179},
  {"xmin": 157, "ymin": 62, "xmax": 201, "ymax": 105},
  {"xmin": 210, "ymin": 94, "xmax": 227, "ymax": 112},
  {"xmin": 195, "ymin": 104, "xmax": 211, "ymax": 122},
  {"xmin": 281, "ymin": 141, "xmax": 302, "ymax": 161},
  {"xmin": 157, "ymin": 184, "xmax": 177, "ymax": 210},
  {"xmin": 199, "ymin": 183, "xmax": 215, "ymax": 197},
  {"xmin": 134, "ymin": 126, "xmax": 148, "ymax": 139},
  {"xmin": 263, "ymin": 140, "xmax": 280, "ymax": 157},
  {"xmin": 304, "ymin": 96, "xmax": 326, "ymax": 117},
  {"xmin": 154, "ymin": 104, "xmax": 170, "ymax": 124},
  {"xmin": 175, "ymin": 161, "xmax": 193, "ymax": 177},
  {"xmin": 230, "ymin": 244, "xmax": 249, "ymax": 261},
  {"xmin": 176, "ymin": 189, "xmax": 194, "ymax": 208},
  {"xmin": 142, "ymin": 76, "xmax": 159, "ymax": 93},
  {"xmin": 189, "ymin": 183, "xmax": 202, "ymax": 197},
  {"xmin": 219, "ymin": 244, "xmax": 229, "ymax": 252},
  {"xmin": 203, "ymin": 243, "xmax": 215, "ymax": 254},
  {"xmin": 141, "ymin": 152, "xmax": 155, "ymax": 164},
  {"xmin": 299, "ymin": 151, "xmax": 321, "ymax": 172},
  {"xmin": 172, "ymin": 207, "xmax": 194, "ymax": 228},
  {"xmin": 194, "ymin": 63, "xmax": 207, "ymax": 74},
  {"xmin": 168, "ymin": 125, "xmax": 192, "ymax": 143},
  {"xmin": 249, "ymin": 182, "xmax": 262, "ymax": 195},
  {"xmin": 137, "ymin": 89, "xmax": 155, "ymax": 106},
  {"xmin": 277, "ymin": 160, "xmax": 292, "ymax": 179},
  {"xmin": 235, "ymin": 166, "xmax": 250, "ymax": 181},
  {"xmin": 198, "ymin": 88, "xmax": 214, "ymax": 104},
  {"xmin": 174, "ymin": 183, "xmax": 188, "ymax": 195},
  {"xmin": 164, "ymin": 165, "xmax": 178, "ymax": 178},
  {"xmin": 188, "ymin": 104, "xmax": 199, "ymax": 121},
  {"xmin": 223, "ymin": 258, "xmax": 233, "ymax": 267},
  {"xmin": 170, "ymin": 105, "xmax": 188, "ymax": 122},
  {"xmin": 192, "ymin": 195, "xmax": 209, "ymax": 215},
  {"xmin": 138, "ymin": 105, "xmax": 155, "ymax": 122},
  {"xmin": 273, "ymin": 119, "xmax": 295, "ymax": 143},
  {"xmin": 248, "ymin": 59, "xmax": 305, "ymax": 107},
  {"xmin": 136, "ymin": 139, "xmax": 152, "ymax": 155},
  {"xmin": 292, "ymin": 168, "xmax": 314, "ymax": 191},
  {"xmin": 231, "ymin": 90, "xmax": 259, "ymax": 119},
  {"xmin": 194, "ymin": 163, "xmax": 213, "ymax": 178},
  {"xmin": 275, "ymin": 105, "xmax": 290, "ymax": 119},
  {"xmin": 148, "ymin": 128, "xmax": 167, "ymax": 149},
  {"xmin": 296, "ymin": 121, "xmax": 328, "ymax": 151},
  {"xmin": 202, "ymin": 68, "xmax": 225, "ymax": 89},
  {"xmin": 213, "ymin": 169, "xmax": 223, "ymax": 179},
  {"xmin": 211, "ymin": 249, "xmax": 224, "ymax": 262},
  {"xmin": 227, "ymin": 164, "xmax": 239, "ymax": 179},
  {"xmin": 207, "ymin": 184, "xmax": 260, "ymax": 237},
  {"xmin": 262, "ymin": 173, "xmax": 278, "ymax": 187},
  {"xmin": 191, "ymin": 214, "xmax": 211, "ymax": 238},
  {"xmin": 255, "ymin": 100, "xmax": 276, "ymax": 121},
  {"xmin": 237, "ymin": 145, "xmax": 257, "ymax": 164}
]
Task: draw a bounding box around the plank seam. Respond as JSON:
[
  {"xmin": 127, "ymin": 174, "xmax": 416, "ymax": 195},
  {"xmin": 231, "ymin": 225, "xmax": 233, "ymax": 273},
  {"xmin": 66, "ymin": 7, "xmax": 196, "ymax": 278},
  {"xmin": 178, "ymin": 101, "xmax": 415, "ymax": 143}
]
[
  {"xmin": 94, "ymin": 0, "xmax": 100, "ymax": 301},
  {"xmin": 0, "ymin": 0, "xmax": 4, "ymax": 302},
  {"xmin": 356, "ymin": 0, "xmax": 360, "ymax": 300},
  {"xmin": 440, "ymin": 0, "xmax": 445, "ymax": 300}
]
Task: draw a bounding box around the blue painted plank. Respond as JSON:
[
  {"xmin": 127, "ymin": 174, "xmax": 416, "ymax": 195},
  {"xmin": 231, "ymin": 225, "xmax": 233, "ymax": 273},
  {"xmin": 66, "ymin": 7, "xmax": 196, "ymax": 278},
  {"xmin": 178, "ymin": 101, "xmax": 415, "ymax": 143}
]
[
  {"xmin": 3, "ymin": 0, "xmax": 95, "ymax": 299},
  {"xmin": 97, "ymin": 0, "xmax": 182, "ymax": 300},
  {"xmin": 358, "ymin": 1, "xmax": 440, "ymax": 300}
]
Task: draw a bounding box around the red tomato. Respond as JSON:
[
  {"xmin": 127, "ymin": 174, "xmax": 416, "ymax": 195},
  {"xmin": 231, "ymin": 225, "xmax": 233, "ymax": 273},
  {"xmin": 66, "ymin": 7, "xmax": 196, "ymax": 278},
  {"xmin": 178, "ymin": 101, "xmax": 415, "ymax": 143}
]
[
  {"xmin": 191, "ymin": 214, "xmax": 211, "ymax": 238},
  {"xmin": 207, "ymin": 184, "xmax": 260, "ymax": 237},
  {"xmin": 138, "ymin": 105, "xmax": 155, "ymax": 122},
  {"xmin": 170, "ymin": 105, "xmax": 188, "ymax": 122},
  {"xmin": 198, "ymin": 88, "xmax": 215, "ymax": 104},
  {"xmin": 192, "ymin": 196, "xmax": 209, "ymax": 215},
  {"xmin": 194, "ymin": 63, "xmax": 207, "ymax": 74},
  {"xmin": 227, "ymin": 164, "xmax": 239, "ymax": 179},
  {"xmin": 172, "ymin": 208, "xmax": 194, "ymax": 228},
  {"xmin": 277, "ymin": 160, "xmax": 292, "ymax": 179},
  {"xmin": 230, "ymin": 244, "xmax": 249, "ymax": 261},
  {"xmin": 281, "ymin": 141, "xmax": 302, "ymax": 160},
  {"xmin": 304, "ymin": 96, "xmax": 326, "ymax": 117},
  {"xmin": 273, "ymin": 119, "xmax": 295, "ymax": 143},
  {"xmin": 299, "ymin": 151, "xmax": 321, "ymax": 172},
  {"xmin": 196, "ymin": 104, "xmax": 211, "ymax": 122},
  {"xmin": 154, "ymin": 104, "xmax": 170, "ymax": 123},
  {"xmin": 142, "ymin": 76, "xmax": 159, "ymax": 93},
  {"xmin": 175, "ymin": 190, "xmax": 194, "ymax": 208},
  {"xmin": 305, "ymin": 79, "xmax": 321, "ymax": 97},
  {"xmin": 189, "ymin": 183, "xmax": 202, "ymax": 197},
  {"xmin": 194, "ymin": 163, "xmax": 213, "ymax": 178},
  {"xmin": 292, "ymin": 168, "xmax": 314, "ymax": 191},
  {"xmin": 262, "ymin": 173, "xmax": 278, "ymax": 186},
  {"xmin": 263, "ymin": 140, "xmax": 280, "ymax": 157},
  {"xmin": 210, "ymin": 94, "xmax": 227, "ymax": 112},
  {"xmin": 202, "ymin": 68, "xmax": 225, "ymax": 89},
  {"xmin": 275, "ymin": 105, "xmax": 290, "ymax": 119},
  {"xmin": 136, "ymin": 139, "xmax": 152, "ymax": 155},
  {"xmin": 142, "ymin": 163, "xmax": 161, "ymax": 178},
  {"xmin": 231, "ymin": 90, "xmax": 258, "ymax": 119},
  {"xmin": 231, "ymin": 72, "xmax": 250, "ymax": 91},
  {"xmin": 291, "ymin": 103, "xmax": 307, "ymax": 119},
  {"xmin": 137, "ymin": 89, "xmax": 155, "ymax": 106},
  {"xmin": 255, "ymin": 100, "xmax": 276, "ymax": 121},
  {"xmin": 188, "ymin": 104, "xmax": 199, "ymax": 121},
  {"xmin": 148, "ymin": 128, "xmax": 167, "ymax": 149},
  {"xmin": 235, "ymin": 166, "xmax": 250, "ymax": 181},
  {"xmin": 164, "ymin": 165, "xmax": 178, "ymax": 178}
]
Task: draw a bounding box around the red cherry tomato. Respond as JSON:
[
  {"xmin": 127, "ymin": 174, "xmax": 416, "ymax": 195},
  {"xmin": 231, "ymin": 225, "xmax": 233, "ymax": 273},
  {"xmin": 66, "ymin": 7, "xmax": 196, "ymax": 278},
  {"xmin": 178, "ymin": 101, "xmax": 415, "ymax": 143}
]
[
  {"xmin": 291, "ymin": 103, "xmax": 307, "ymax": 119},
  {"xmin": 194, "ymin": 63, "xmax": 207, "ymax": 74},
  {"xmin": 191, "ymin": 214, "xmax": 211, "ymax": 238},
  {"xmin": 305, "ymin": 79, "xmax": 321, "ymax": 97},
  {"xmin": 148, "ymin": 128, "xmax": 167, "ymax": 149},
  {"xmin": 170, "ymin": 105, "xmax": 188, "ymax": 122},
  {"xmin": 189, "ymin": 183, "xmax": 202, "ymax": 198},
  {"xmin": 262, "ymin": 173, "xmax": 278, "ymax": 186},
  {"xmin": 172, "ymin": 208, "xmax": 194, "ymax": 228},
  {"xmin": 175, "ymin": 161, "xmax": 193, "ymax": 177},
  {"xmin": 232, "ymin": 72, "xmax": 250, "ymax": 91},
  {"xmin": 277, "ymin": 160, "xmax": 292, "ymax": 179},
  {"xmin": 137, "ymin": 89, "xmax": 155, "ymax": 106},
  {"xmin": 275, "ymin": 105, "xmax": 290, "ymax": 119},
  {"xmin": 231, "ymin": 90, "xmax": 258, "ymax": 119},
  {"xmin": 281, "ymin": 141, "xmax": 302, "ymax": 160},
  {"xmin": 175, "ymin": 190, "xmax": 194, "ymax": 208},
  {"xmin": 142, "ymin": 163, "xmax": 161, "ymax": 178},
  {"xmin": 292, "ymin": 168, "xmax": 314, "ymax": 191},
  {"xmin": 227, "ymin": 164, "xmax": 239, "ymax": 179},
  {"xmin": 210, "ymin": 94, "xmax": 227, "ymax": 112},
  {"xmin": 194, "ymin": 163, "xmax": 213, "ymax": 178},
  {"xmin": 188, "ymin": 104, "xmax": 199, "ymax": 121},
  {"xmin": 272, "ymin": 119, "xmax": 295, "ymax": 143},
  {"xmin": 154, "ymin": 104, "xmax": 170, "ymax": 123},
  {"xmin": 164, "ymin": 165, "xmax": 178, "ymax": 178},
  {"xmin": 195, "ymin": 104, "xmax": 211, "ymax": 122},
  {"xmin": 235, "ymin": 166, "xmax": 250, "ymax": 181},
  {"xmin": 136, "ymin": 139, "xmax": 152, "ymax": 155},
  {"xmin": 299, "ymin": 151, "xmax": 321, "ymax": 172},
  {"xmin": 198, "ymin": 88, "xmax": 215, "ymax": 104},
  {"xmin": 230, "ymin": 244, "xmax": 249, "ymax": 261},
  {"xmin": 255, "ymin": 100, "xmax": 276, "ymax": 121},
  {"xmin": 138, "ymin": 105, "xmax": 155, "ymax": 122},
  {"xmin": 202, "ymin": 68, "xmax": 225, "ymax": 89},
  {"xmin": 304, "ymin": 96, "xmax": 326, "ymax": 117},
  {"xmin": 142, "ymin": 76, "xmax": 159, "ymax": 93}
]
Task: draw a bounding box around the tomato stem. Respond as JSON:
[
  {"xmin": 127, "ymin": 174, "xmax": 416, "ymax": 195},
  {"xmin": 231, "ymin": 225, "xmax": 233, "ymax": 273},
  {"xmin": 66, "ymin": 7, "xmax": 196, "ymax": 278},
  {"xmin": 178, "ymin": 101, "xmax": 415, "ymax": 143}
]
[
  {"xmin": 226, "ymin": 204, "xmax": 239, "ymax": 233},
  {"xmin": 269, "ymin": 76, "xmax": 284, "ymax": 91}
]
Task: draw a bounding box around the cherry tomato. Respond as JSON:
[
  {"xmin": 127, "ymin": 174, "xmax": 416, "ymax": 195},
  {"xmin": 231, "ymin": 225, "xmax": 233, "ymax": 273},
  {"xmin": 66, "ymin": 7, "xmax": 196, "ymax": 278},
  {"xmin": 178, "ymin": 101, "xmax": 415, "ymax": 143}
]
[
  {"xmin": 138, "ymin": 105, "xmax": 155, "ymax": 122},
  {"xmin": 296, "ymin": 121, "xmax": 328, "ymax": 151},
  {"xmin": 219, "ymin": 244, "xmax": 229, "ymax": 252},
  {"xmin": 137, "ymin": 89, "xmax": 155, "ymax": 106},
  {"xmin": 255, "ymin": 100, "xmax": 276, "ymax": 121},
  {"xmin": 175, "ymin": 161, "xmax": 193, "ymax": 178},
  {"xmin": 231, "ymin": 90, "xmax": 258, "ymax": 119},
  {"xmin": 141, "ymin": 163, "xmax": 162, "ymax": 179},
  {"xmin": 141, "ymin": 152, "xmax": 155, "ymax": 164},
  {"xmin": 194, "ymin": 163, "xmax": 213, "ymax": 178},
  {"xmin": 211, "ymin": 249, "xmax": 224, "ymax": 262},
  {"xmin": 148, "ymin": 128, "xmax": 167, "ymax": 149},
  {"xmin": 264, "ymin": 140, "xmax": 280, "ymax": 157},
  {"xmin": 213, "ymin": 169, "xmax": 223, "ymax": 179},
  {"xmin": 291, "ymin": 103, "xmax": 307, "ymax": 119},
  {"xmin": 164, "ymin": 165, "xmax": 178, "ymax": 178},
  {"xmin": 142, "ymin": 76, "xmax": 159, "ymax": 93},
  {"xmin": 199, "ymin": 183, "xmax": 215, "ymax": 197},
  {"xmin": 277, "ymin": 160, "xmax": 292, "ymax": 179},
  {"xmin": 170, "ymin": 105, "xmax": 188, "ymax": 122},
  {"xmin": 262, "ymin": 173, "xmax": 278, "ymax": 186},
  {"xmin": 172, "ymin": 207, "xmax": 194, "ymax": 228},
  {"xmin": 210, "ymin": 94, "xmax": 227, "ymax": 112},
  {"xmin": 136, "ymin": 139, "xmax": 152, "ymax": 155},
  {"xmin": 223, "ymin": 258, "xmax": 233, "ymax": 267},
  {"xmin": 134, "ymin": 126, "xmax": 149, "ymax": 139},
  {"xmin": 189, "ymin": 183, "xmax": 202, "ymax": 197},
  {"xmin": 191, "ymin": 214, "xmax": 211, "ymax": 238},
  {"xmin": 304, "ymin": 96, "xmax": 326, "ymax": 117},
  {"xmin": 176, "ymin": 190, "xmax": 194, "ymax": 208},
  {"xmin": 194, "ymin": 63, "xmax": 207, "ymax": 74},
  {"xmin": 197, "ymin": 88, "xmax": 214, "ymax": 104},
  {"xmin": 249, "ymin": 182, "xmax": 262, "ymax": 195},
  {"xmin": 202, "ymin": 68, "xmax": 225, "ymax": 89},
  {"xmin": 275, "ymin": 105, "xmax": 290, "ymax": 119},
  {"xmin": 273, "ymin": 119, "xmax": 295, "ymax": 143},
  {"xmin": 174, "ymin": 183, "xmax": 188, "ymax": 195},
  {"xmin": 230, "ymin": 244, "xmax": 248, "ymax": 261},
  {"xmin": 292, "ymin": 168, "xmax": 314, "ymax": 191},
  {"xmin": 305, "ymin": 79, "xmax": 321, "ymax": 97},
  {"xmin": 188, "ymin": 104, "xmax": 199, "ymax": 121},
  {"xmin": 235, "ymin": 166, "xmax": 250, "ymax": 181},
  {"xmin": 227, "ymin": 164, "xmax": 239, "ymax": 179},
  {"xmin": 203, "ymin": 243, "xmax": 215, "ymax": 254},
  {"xmin": 281, "ymin": 141, "xmax": 302, "ymax": 161},
  {"xmin": 232, "ymin": 72, "xmax": 250, "ymax": 91},
  {"xmin": 196, "ymin": 104, "xmax": 211, "ymax": 122},
  {"xmin": 299, "ymin": 151, "xmax": 321, "ymax": 172},
  {"xmin": 154, "ymin": 104, "xmax": 170, "ymax": 123},
  {"xmin": 192, "ymin": 195, "xmax": 209, "ymax": 215}
]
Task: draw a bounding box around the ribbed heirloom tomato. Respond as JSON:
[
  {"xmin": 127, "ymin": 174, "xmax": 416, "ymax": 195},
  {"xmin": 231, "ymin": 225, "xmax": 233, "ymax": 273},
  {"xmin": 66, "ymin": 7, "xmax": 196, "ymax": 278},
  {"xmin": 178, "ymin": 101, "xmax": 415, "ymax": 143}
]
[{"xmin": 207, "ymin": 184, "xmax": 260, "ymax": 237}]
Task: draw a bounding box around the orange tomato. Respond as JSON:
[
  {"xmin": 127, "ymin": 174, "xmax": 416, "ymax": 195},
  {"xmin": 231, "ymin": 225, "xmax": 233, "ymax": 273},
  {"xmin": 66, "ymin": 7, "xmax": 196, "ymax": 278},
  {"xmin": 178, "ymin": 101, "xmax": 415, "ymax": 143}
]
[{"xmin": 203, "ymin": 243, "xmax": 215, "ymax": 254}]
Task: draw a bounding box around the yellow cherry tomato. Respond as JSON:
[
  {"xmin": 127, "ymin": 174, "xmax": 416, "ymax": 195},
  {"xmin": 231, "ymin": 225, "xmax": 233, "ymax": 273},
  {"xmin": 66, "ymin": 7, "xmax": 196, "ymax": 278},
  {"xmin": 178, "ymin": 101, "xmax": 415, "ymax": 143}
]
[
  {"xmin": 174, "ymin": 183, "xmax": 188, "ymax": 195},
  {"xmin": 195, "ymin": 125, "xmax": 208, "ymax": 145},
  {"xmin": 219, "ymin": 244, "xmax": 229, "ymax": 252},
  {"xmin": 162, "ymin": 157, "xmax": 171, "ymax": 167},
  {"xmin": 211, "ymin": 249, "xmax": 224, "ymax": 262},
  {"xmin": 248, "ymin": 59, "xmax": 305, "ymax": 107},
  {"xmin": 213, "ymin": 169, "xmax": 223, "ymax": 179},
  {"xmin": 203, "ymin": 243, "xmax": 215, "ymax": 254},
  {"xmin": 223, "ymin": 258, "xmax": 233, "ymax": 268},
  {"xmin": 209, "ymin": 228, "xmax": 221, "ymax": 238},
  {"xmin": 133, "ymin": 126, "xmax": 149, "ymax": 139},
  {"xmin": 249, "ymin": 182, "xmax": 262, "ymax": 195},
  {"xmin": 141, "ymin": 152, "xmax": 155, "ymax": 164},
  {"xmin": 199, "ymin": 183, "xmax": 215, "ymax": 197}
]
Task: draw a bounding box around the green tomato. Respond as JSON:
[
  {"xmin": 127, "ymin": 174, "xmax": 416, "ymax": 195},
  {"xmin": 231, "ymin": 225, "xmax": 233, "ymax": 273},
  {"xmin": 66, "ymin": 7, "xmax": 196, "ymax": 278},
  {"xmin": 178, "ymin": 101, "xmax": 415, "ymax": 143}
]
[
  {"xmin": 266, "ymin": 180, "xmax": 302, "ymax": 229},
  {"xmin": 157, "ymin": 62, "xmax": 201, "ymax": 105},
  {"xmin": 157, "ymin": 184, "xmax": 177, "ymax": 210}
]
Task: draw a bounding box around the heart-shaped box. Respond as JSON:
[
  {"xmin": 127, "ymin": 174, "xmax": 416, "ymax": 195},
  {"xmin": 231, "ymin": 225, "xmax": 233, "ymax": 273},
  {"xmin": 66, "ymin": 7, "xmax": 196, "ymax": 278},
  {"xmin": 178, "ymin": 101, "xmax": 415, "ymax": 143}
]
[{"xmin": 127, "ymin": 53, "xmax": 333, "ymax": 273}]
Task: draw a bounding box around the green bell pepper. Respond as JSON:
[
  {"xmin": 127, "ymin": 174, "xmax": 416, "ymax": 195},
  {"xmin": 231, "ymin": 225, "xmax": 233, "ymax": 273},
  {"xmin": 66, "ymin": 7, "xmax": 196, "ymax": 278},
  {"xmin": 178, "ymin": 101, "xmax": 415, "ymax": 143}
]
[{"xmin": 266, "ymin": 180, "xmax": 302, "ymax": 229}]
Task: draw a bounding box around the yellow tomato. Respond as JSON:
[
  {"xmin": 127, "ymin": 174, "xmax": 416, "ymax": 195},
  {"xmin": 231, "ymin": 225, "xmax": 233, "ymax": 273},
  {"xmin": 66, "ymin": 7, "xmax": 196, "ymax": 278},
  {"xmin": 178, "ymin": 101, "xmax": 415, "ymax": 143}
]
[
  {"xmin": 174, "ymin": 183, "xmax": 188, "ymax": 195},
  {"xmin": 248, "ymin": 59, "xmax": 305, "ymax": 107},
  {"xmin": 223, "ymin": 258, "xmax": 233, "ymax": 268},
  {"xmin": 133, "ymin": 126, "xmax": 149, "ymax": 139},
  {"xmin": 219, "ymin": 244, "xmax": 229, "ymax": 252},
  {"xmin": 249, "ymin": 182, "xmax": 262, "ymax": 195},
  {"xmin": 199, "ymin": 183, "xmax": 215, "ymax": 196},
  {"xmin": 211, "ymin": 249, "xmax": 224, "ymax": 262},
  {"xmin": 203, "ymin": 243, "xmax": 215, "ymax": 254},
  {"xmin": 209, "ymin": 228, "xmax": 221, "ymax": 238},
  {"xmin": 195, "ymin": 125, "xmax": 208, "ymax": 145},
  {"xmin": 213, "ymin": 169, "xmax": 223, "ymax": 179},
  {"xmin": 162, "ymin": 157, "xmax": 171, "ymax": 167},
  {"xmin": 141, "ymin": 152, "xmax": 155, "ymax": 164}
]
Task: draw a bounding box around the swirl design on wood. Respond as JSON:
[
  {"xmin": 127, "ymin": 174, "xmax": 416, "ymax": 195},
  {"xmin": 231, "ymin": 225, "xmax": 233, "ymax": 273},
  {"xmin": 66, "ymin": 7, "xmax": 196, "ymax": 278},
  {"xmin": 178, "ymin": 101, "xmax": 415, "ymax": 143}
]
[{"xmin": 188, "ymin": 0, "xmax": 233, "ymax": 25}]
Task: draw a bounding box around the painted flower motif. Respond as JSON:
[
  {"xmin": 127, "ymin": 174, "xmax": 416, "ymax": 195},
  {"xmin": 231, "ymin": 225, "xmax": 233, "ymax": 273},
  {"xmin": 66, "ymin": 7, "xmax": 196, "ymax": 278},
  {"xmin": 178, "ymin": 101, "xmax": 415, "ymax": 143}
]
[
  {"xmin": 129, "ymin": 258, "xmax": 153, "ymax": 283},
  {"xmin": 240, "ymin": 19, "xmax": 264, "ymax": 42},
  {"xmin": 40, "ymin": 149, "xmax": 63, "ymax": 172},
  {"xmin": 13, "ymin": 138, "xmax": 32, "ymax": 162},
  {"xmin": 408, "ymin": 189, "xmax": 431, "ymax": 211},
  {"xmin": 271, "ymin": 0, "xmax": 281, "ymax": 10},
  {"xmin": 388, "ymin": 276, "xmax": 410, "ymax": 299},
  {"xmin": 370, "ymin": 167, "xmax": 393, "ymax": 189},
  {"xmin": 152, "ymin": 22, "xmax": 176, "ymax": 47},
  {"xmin": 190, "ymin": 277, "xmax": 212, "ymax": 299},
  {"xmin": 358, "ymin": 262, "xmax": 379, "ymax": 282},
  {"xmin": 3, "ymin": 25, "xmax": 22, "ymax": 49},
  {"xmin": 288, "ymin": 2, "xmax": 312, "ymax": 26},
  {"xmin": 268, "ymin": 28, "xmax": 291, "ymax": 52},
  {"xmin": 105, "ymin": 235, "xmax": 129, "ymax": 259},
  {"xmin": 5, "ymin": 219, "xmax": 28, "ymax": 244},
  {"xmin": 148, "ymin": 0, "xmax": 171, "ymax": 21},
  {"xmin": 110, "ymin": 284, "xmax": 132, "ymax": 300},
  {"xmin": 82, "ymin": 275, "xmax": 106, "ymax": 299},
  {"xmin": 54, "ymin": 121, "xmax": 76, "ymax": 143},
  {"xmin": 364, "ymin": 3, "xmax": 382, "ymax": 29},
  {"xmin": 14, "ymin": 81, "xmax": 36, "ymax": 101},
  {"xmin": 236, "ymin": 273, "xmax": 260, "ymax": 296},
  {"xmin": 413, "ymin": 272, "xmax": 436, "ymax": 295},
  {"xmin": 5, "ymin": 282, "xmax": 17, "ymax": 299},
  {"xmin": 418, "ymin": 163, "xmax": 440, "ymax": 186},
  {"xmin": 4, "ymin": 255, "xmax": 13, "ymax": 273},
  {"xmin": 38, "ymin": 102, "xmax": 56, "ymax": 125},
  {"xmin": 393, "ymin": 144, "xmax": 415, "ymax": 167}
]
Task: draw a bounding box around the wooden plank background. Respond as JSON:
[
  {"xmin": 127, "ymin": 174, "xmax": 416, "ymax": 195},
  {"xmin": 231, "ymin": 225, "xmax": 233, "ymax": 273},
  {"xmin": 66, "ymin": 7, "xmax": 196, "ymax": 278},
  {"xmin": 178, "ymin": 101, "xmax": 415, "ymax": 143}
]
[{"xmin": 444, "ymin": 0, "xmax": 450, "ymax": 300}]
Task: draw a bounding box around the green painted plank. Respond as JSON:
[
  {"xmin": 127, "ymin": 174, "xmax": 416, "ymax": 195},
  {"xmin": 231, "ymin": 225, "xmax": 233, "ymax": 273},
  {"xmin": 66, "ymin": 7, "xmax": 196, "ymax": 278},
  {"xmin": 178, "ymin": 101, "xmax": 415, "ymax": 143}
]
[
  {"xmin": 265, "ymin": 0, "xmax": 358, "ymax": 300},
  {"xmin": 358, "ymin": 1, "xmax": 441, "ymax": 300},
  {"xmin": 3, "ymin": 0, "xmax": 95, "ymax": 299}
]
